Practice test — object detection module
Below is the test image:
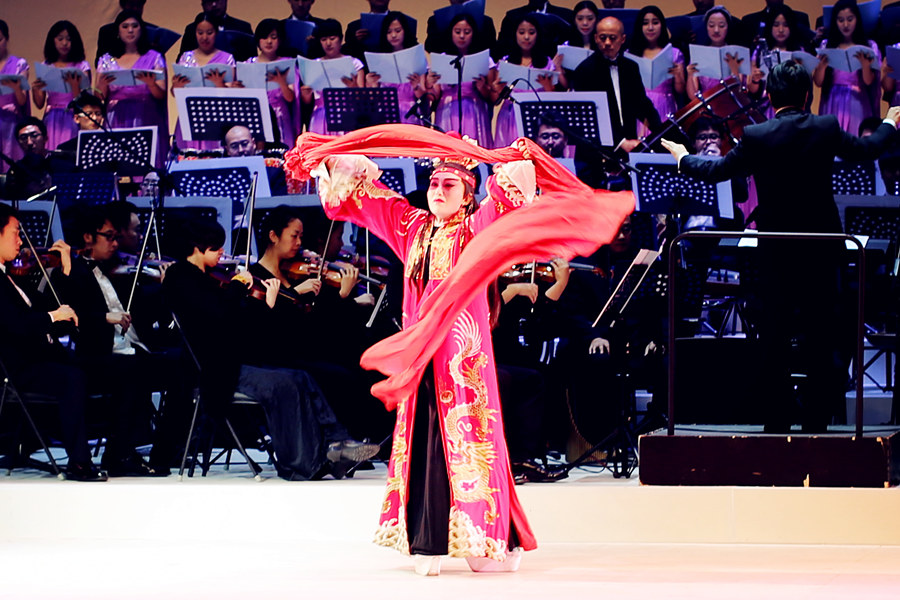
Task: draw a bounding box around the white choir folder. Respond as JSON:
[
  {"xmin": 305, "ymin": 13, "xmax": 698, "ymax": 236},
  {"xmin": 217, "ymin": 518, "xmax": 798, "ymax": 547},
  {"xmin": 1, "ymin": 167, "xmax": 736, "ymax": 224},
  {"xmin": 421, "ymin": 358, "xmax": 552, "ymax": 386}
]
[
  {"xmin": 297, "ymin": 56, "xmax": 358, "ymax": 90},
  {"xmin": 235, "ymin": 60, "xmax": 296, "ymax": 90},
  {"xmin": 102, "ymin": 69, "xmax": 164, "ymax": 87},
  {"xmin": 556, "ymin": 45, "xmax": 594, "ymax": 71},
  {"xmin": 363, "ymin": 45, "xmax": 429, "ymax": 85},
  {"xmin": 497, "ymin": 61, "xmax": 558, "ymax": 90},
  {"xmin": 689, "ymin": 44, "xmax": 751, "ymax": 79},
  {"xmin": 33, "ymin": 63, "xmax": 91, "ymax": 95},
  {"xmin": 624, "ymin": 44, "xmax": 676, "ymax": 89},
  {"xmin": 173, "ymin": 64, "xmax": 235, "ymax": 88},
  {"xmin": 429, "ymin": 49, "xmax": 491, "ymax": 83},
  {"xmin": 817, "ymin": 46, "xmax": 877, "ymax": 73}
]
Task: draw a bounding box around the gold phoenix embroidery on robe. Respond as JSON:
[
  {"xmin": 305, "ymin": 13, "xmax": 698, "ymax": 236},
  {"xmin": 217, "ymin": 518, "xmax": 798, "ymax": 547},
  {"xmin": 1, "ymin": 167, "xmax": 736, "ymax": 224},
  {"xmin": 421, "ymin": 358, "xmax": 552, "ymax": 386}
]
[{"xmin": 442, "ymin": 310, "xmax": 500, "ymax": 525}]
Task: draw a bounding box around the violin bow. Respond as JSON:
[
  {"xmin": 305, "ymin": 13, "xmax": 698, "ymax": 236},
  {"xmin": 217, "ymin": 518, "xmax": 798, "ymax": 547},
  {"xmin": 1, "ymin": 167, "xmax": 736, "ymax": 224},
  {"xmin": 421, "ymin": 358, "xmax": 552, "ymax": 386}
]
[
  {"xmin": 19, "ymin": 223, "xmax": 62, "ymax": 308},
  {"xmin": 243, "ymin": 172, "xmax": 259, "ymax": 271}
]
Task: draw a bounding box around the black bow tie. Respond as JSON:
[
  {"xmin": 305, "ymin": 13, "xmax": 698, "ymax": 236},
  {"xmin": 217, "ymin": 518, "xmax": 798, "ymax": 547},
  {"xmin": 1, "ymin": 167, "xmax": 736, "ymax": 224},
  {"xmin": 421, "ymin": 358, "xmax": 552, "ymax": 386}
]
[{"xmin": 606, "ymin": 57, "xmax": 619, "ymax": 67}]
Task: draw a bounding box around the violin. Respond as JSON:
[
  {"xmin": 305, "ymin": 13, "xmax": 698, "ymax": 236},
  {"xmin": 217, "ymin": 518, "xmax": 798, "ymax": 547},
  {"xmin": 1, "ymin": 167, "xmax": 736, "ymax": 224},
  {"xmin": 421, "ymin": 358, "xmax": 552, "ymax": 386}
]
[
  {"xmin": 209, "ymin": 263, "xmax": 306, "ymax": 306},
  {"xmin": 8, "ymin": 247, "xmax": 62, "ymax": 277},
  {"xmin": 281, "ymin": 256, "xmax": 383, "ymax": 288},
  {"xmin": 499, "ymin": 261, "xmax": 607, "ymax": 284}
]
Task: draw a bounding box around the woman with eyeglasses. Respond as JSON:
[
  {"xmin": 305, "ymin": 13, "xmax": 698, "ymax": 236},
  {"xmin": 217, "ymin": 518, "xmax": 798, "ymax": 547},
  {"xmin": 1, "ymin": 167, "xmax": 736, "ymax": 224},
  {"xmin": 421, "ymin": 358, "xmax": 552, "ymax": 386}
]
[{"xmin": 0, "ymin": 20, "xmax": 30, "ymax": 173}]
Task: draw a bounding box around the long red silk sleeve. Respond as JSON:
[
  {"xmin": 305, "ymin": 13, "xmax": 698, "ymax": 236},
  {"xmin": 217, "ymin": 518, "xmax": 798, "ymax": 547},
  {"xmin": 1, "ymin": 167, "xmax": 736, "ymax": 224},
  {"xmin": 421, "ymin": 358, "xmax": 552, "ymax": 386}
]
[{"xmin": 284, "ymin": 125, "xmax": 635, "ymax": 410}]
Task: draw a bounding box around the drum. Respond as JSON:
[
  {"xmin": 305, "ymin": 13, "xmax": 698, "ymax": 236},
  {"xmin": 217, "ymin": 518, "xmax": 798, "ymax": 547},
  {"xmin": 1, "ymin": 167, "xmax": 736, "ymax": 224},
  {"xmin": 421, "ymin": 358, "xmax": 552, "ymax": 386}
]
[{"xmin": 639, "ymin": 77, "xmax": 767, "ymax": 153}]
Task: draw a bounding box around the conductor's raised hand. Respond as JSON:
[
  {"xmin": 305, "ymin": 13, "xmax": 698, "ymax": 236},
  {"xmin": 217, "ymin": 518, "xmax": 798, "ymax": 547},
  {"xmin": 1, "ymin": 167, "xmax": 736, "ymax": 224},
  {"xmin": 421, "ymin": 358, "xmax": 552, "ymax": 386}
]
[{"xmin": 661, "ymin": 138, "xmax": 689, "ymax": 162}]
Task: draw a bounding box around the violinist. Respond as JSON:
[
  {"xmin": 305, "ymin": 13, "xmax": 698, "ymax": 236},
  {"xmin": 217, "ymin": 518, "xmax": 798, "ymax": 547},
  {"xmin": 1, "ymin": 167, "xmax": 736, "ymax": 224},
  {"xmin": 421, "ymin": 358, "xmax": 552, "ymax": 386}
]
[
  {"xmin": 248, "ymin": 205, "xmax": 392, "ymax": 443},
  {"xmin": 493, "ymin": 256, "xmax": 570, "ymax": 484},
  {"xmin": 557, "ymin": 213, "xmax": 665, "ymax": 448},
  {"xmin": 0, "ymin": 203, "xmax": 107, "ymax": 481},
  {"xmin": 52, "ymin": 205, "xmax": 167, "ymax": 476},
  {"xmin": 162, "ymin": 218, "xmax": 380, "ymax": 480}
]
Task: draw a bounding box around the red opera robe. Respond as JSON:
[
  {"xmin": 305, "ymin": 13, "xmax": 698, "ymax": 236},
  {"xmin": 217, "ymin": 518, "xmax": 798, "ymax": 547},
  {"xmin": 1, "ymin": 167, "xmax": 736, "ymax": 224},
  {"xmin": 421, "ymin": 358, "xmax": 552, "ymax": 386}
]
[
  {"xmin": 315, "ymin": 157, "xmax": 535, "ymax": 559},
  {"xmin": 286, "ymin": 125, "xmax": 634, "ymax": 561}
]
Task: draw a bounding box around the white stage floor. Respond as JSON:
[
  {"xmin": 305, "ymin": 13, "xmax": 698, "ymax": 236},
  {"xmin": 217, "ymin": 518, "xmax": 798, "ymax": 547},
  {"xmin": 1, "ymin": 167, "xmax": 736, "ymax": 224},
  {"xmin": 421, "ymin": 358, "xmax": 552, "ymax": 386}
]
[{"xmin": 2, "ymin": 458, "xmax": 900, "ymax": 598}]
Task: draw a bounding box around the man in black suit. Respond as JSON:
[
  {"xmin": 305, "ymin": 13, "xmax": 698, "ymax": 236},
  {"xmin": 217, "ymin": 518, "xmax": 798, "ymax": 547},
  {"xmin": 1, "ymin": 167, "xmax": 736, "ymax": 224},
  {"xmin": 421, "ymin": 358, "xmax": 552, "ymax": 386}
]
[
  {"xmin": 0, "ymin": 204, "xmax": 106, "ymax": 481},
  {"xmin": 53, "ymin": 207, "xmax": 167, "ymax": 476},
  {"xmin": 662, "ymin": 60, "xmax": 900, "ymax": 432},
  {"xmin": 572, "ymin": 17, "xmax": 661, "ymax": 151},
  {"xmin": 178, "ymin": 0, "xmax": 254, "ymax": 61},
  {"xmin": 497, "ymin": 1, "xmax": 574, "ymax": 59}
]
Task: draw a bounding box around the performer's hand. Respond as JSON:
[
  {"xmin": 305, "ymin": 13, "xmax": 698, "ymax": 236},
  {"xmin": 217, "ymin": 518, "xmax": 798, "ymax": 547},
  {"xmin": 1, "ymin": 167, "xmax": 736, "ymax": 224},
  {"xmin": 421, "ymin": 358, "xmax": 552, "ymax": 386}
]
[
  {"xmin": 856, "ymin": 50, "xmax": 873, "ymax": 70},
  {"xmin": 172, "ymin": 74, "xmax": 190, "ymax": 89},
  {"xmin": 661, "ymin": 138, "xmax": 689, "ymax": 163},
  {"xmin": 49, "ymin": 239, "xmax": 72, "ymax": 276},
  {"xmin": 106, "ymin": 311, "xmax": 132, "ymax": 332},
  {"xmin": 262, "ymin": 278, "xmax": 281, "ymax": 309},
  {"xmin": 536, "ymin": 73, "xmax": 555, "ymax": 92},
  {"xmin": 366, "ymin": 72, "xmax": 381, "ymax": 87},
  {"xmin": 505, "ymin": 282, "xmax": 539, "ymax": 304},
  {"xmin": 356, "ymin": 28, "xmax": 369, "ymax": 42},
  {"xmin": 887, "ymin": 106, "xmax": 900, "ymax": 128},
  {"xmin": 336, "ymin": 262, "xmax": 359, "ymax": 298},
  {"xmin": 295, "ymin": 278, "xmax": 322, "ymax": 296},
  {"xmin": 549, "ymin": 257, "xmax": 570, "ymax": 285},
  {"xmin": 724, "ymin": 53, "xmax": 743, "ymax": 76},
  {"xmin": 51, "ymin": 304, "xmax": 78, "ymax": 327},
  {"xmin": 644, "ymin": 341, "xmax": 658, "ymax": 356},
  {"xmin": 63, "ymin": 70, "xmax": 83, "ymax": 94},
  {"xmin": 205, "ymin": 69, "xmax": 226, "ymax": 88},
  {"xmin": 354, "ymin": 292, "xmax": 375, "ymax": 306},
  {"xmin": 267, "ymin": 68, "xmax": 289, "ymax": 86},
  {"xmin": 0, "ymin": 77, "xmax": 22, "ymax": 92},
  {"xmin": 686, "ymin": 62, "xmax": 698, "ymax": 76},
  {"xmin": 32, "ymin": 78, "xmax": 47, "ymax": 92},
  {"xmin": 232, "ymin": 269, "xmax": 253, "ymax": 288},
  {"xmin": 135, "ymin": 71, "xmax": 157, "ymax": 87},
  {"xmin": 589, "ymin": 337, "xmax": 610, "ymax": 355}
]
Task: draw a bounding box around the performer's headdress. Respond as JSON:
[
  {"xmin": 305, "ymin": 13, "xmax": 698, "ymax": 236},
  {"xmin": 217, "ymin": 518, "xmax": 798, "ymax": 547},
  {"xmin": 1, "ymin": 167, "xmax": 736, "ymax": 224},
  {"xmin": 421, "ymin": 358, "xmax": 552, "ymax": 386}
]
[{"xmin": 430, "ymin": 136, "xmax": 480, "ymax": 189}]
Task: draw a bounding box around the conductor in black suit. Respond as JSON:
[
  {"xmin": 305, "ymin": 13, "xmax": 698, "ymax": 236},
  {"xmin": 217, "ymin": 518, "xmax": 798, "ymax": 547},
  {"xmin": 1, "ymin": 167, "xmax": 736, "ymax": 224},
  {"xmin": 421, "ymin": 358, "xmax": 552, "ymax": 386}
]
[{"xmin": 662, "ymin": 60, "xmax": 900, "ymax": 432}]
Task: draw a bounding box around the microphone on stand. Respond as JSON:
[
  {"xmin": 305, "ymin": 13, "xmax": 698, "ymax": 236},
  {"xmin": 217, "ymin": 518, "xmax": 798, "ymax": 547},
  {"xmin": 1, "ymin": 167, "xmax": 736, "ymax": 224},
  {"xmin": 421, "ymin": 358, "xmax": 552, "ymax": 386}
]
[
  {"xmin": 405, "ymin": 96, "xmax": 426, "ymax": 119},
  {"xmin": 25, "ymin": 185, "xmax": 58, "ymax": 203},
  {"xmin": 494, "ymin": 78, "xmax": 523, "ymax": 106}
]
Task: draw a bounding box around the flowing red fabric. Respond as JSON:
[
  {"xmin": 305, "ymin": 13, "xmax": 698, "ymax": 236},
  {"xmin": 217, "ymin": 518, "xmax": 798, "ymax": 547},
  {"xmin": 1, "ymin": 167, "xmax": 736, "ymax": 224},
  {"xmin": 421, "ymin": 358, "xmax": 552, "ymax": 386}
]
[{"xmin": 285, "ymin": 124, "xmax": 635, "ymax": 409}]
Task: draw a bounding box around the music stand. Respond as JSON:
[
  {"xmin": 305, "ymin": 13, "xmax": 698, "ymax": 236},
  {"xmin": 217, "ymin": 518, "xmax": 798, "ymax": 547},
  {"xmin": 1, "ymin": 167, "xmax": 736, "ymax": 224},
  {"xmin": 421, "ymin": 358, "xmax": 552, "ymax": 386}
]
[
  {"xmin": 628, "ymin": 153, "xmax": 734, "ymax": 219},
  {"xmin": 170, "ymin": 157, "xmax": 273, "ymax": 201},
  {"xmin": 373, "ymin": 158, "xmax": 416, "ymax": 196},
  {"xmin": 593, "ymin": 248, "xmax": 662, "ymax": 329},
  {"xmin": 832, "ymin": 159, "xmax": 878, "ymax": 196},
  {"xmin": 173, "ymin": 88, "xmax": 274, "ymax": 142},
  {"xmin": 75, "ymin": 126, "xmax": 157, "ymax": 176},
  {"xmin": 513, "ymin": 91, "xmax": 614, "ymax": 147},
  {"xmin": 322, "ymin": 88, "xmax": 400, "ymax": 133}
]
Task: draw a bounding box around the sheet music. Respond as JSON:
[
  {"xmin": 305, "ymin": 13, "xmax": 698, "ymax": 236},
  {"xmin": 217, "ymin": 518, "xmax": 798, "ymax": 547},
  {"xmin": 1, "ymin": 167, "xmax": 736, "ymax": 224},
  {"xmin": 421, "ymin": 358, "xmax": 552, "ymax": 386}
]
[
  {"xmin": 497, "ymin": 60, "xmax": 558, "ymax": 90},
  {"xmin": 556, "ymin": 45, "xmax": 594, "ymax": 70},
  {"xmin": 33, "ymin": 63, "xmax": 90, "ymax": 95},
  {"xmin": 624, "ymin": 44, "xmax": 675, "ymax": 89},
  {"xmin": 173, "ymin": 64, "xmax": 235, "ymax": 88},
  {"xmin": 364, "ymin": 45, "xmax": 429, "ymax": 85},
  {"xmin": 689, "ymin": 44, "xmax": 751, "ymax": 79},
  {"xmin": 817, "ymin": 45, "xmax": 876, "ymax": 73},
  {"xmin": 0, "ymin": 74, "xmax": 30, "ymax": 94},
  {"xmin": 297, "ymin": 56, "xmax": 357, "ymax": 90},
  {"xmin": 592, "ymin": 248, "xmax": 661, "ymax": 328},
  {"xmin": 283, "ymin": 20, "xmax": 315, "ymax": 56},
  {"xmin": 235, "ymin": 59, "xmax": 296, "ymax": 90},
  {"xmin": 102, "ymin": 69, "xmax": 164, "ymax": 87},
  {"xmin": 430, "ymin": 49, "xmax": 491, "ymax": 83}
]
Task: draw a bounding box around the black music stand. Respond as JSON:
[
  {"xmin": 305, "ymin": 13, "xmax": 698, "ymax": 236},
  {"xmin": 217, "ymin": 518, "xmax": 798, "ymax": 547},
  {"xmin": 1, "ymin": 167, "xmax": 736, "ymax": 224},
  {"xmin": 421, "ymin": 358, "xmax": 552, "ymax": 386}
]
[
  {"xmin": 76, "ymin": 126, "xmax": 157, "ymax": 176},
  {"xmin": 513, "ymin": 91, "xmax": 614, "ymax": 147},
  {"xmin": 833, "ymin": 160, "xmax": 878, "ymax": 196},
  {"xmin": 171, "ymin": 167, "xmax": 254, "ymax": 204},
  {"xmin": 628, "ymin": 154, "xmax": 733, "ymax": 219},
  {"xmin": 322, "ymin": 88, "xmax": 400, "ymax": 133},
  {"xmin": 174, "ymin": 88, "xmax": 273, "ymax": 142}
]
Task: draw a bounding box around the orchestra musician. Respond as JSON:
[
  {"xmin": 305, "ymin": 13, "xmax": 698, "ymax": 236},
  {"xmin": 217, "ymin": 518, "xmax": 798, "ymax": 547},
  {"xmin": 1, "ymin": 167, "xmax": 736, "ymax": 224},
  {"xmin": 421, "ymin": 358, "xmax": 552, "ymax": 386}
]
[
  {"xmin": 162, "ymin": 218, "xmax": 379, "ymax": 480},
  {"xmin": 0, "ymin": 203, "xmax": 107, "ymax": 481}
]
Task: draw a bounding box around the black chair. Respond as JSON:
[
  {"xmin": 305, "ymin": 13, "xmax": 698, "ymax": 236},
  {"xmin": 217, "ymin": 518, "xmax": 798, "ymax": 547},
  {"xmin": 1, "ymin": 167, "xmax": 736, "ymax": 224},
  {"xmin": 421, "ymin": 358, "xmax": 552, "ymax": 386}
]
[
  {"xmin": 0, "ymin": 358, "xmax": 64, "ymax": 478},
  {"xmin": 169, "ymin": 313, "xmax": 272, "ymax": 481}
]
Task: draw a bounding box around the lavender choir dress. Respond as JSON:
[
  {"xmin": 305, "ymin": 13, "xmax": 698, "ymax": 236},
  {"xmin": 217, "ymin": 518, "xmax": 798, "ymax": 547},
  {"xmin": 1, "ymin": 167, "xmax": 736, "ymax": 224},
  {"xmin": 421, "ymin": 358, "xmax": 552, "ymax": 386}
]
[
  {"xmin": 381, "ymin": 81, "xmax": 420, "ymax": 125},
  {"xmin": 41, "ymin": 60, "xmax": 91, "ymax": 150},
  {"xmin": 97, "ymin": 50, "xmax": 168, "ymax": 167},
  {"xmin": 174, "ymin": 50, "xmax": 236, "ymax": 152},
  {"xmin": 493, "ymin": 57, "xmax": 554, "ymax": 149},
  {"xmin": 307, "ymin": 57, "xmax": 364, "ymax": 136},
  {"xmin": 638, "ymin": 47, "xmax": 685, "ymax": 138},
  {"xmin": 245, "ymin": 56, "xmax": 298, "ymax": 146},
  {"xmin": 818, "ymin": 40, "xmax": 880, "ymax": 135},
  {"xmin": 434, "ymin": 58, "xmax": 494, "ymax": 148},
  {"xmin": 0, "ymin": 56, "xmax": 29, "ymax": 173}
]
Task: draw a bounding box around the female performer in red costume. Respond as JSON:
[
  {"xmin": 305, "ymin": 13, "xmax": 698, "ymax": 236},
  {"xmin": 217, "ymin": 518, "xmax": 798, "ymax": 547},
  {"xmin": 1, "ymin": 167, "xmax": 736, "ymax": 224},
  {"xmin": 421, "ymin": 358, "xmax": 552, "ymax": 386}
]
[{"xmin": 284, "ymin": 125, "xmax": 633, "ymax": 576}]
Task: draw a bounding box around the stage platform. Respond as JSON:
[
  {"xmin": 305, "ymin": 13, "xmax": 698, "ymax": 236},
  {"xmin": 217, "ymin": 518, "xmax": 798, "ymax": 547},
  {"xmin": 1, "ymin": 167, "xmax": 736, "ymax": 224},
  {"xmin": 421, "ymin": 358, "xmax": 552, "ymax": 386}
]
[{"xmin": 2, "ymin": 457, "xmax": 900, "ymax": 598}]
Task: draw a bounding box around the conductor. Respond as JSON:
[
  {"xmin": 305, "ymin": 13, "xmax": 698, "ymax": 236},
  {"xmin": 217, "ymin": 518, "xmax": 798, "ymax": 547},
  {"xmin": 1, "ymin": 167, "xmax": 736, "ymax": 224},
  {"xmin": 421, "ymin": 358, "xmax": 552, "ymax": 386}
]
[{"xmin": 661, "ymin": 60, "xmax": 900, "ymax": 433}]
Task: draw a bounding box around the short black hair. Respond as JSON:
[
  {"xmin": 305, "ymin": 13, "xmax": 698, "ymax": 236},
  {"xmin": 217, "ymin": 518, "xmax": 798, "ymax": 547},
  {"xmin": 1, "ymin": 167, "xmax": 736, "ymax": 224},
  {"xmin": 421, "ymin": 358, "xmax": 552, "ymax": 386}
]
[
  {"xmin": 766, "ymin": 60, "xmax": 811, "ymax": 111},
  {"xmin": 186, "ymin": 219, "xmax": 225, "ymax": 258},
  {"xmin": 314, "ymin": 19, "xmax": 343, "ymax": 41},
  {"xmin": 73, "ymin": 90, "xmax": 106, "ymax": 116},
  {"xmin": 74, "ymin": 205, "xmax": 112, "ymax": 246},
  {"xmin": 106, "ymin": 201, "xmax": 139, "ymax": 232},
  {"xmin": 259, "ymin": 205, "xmax": 302, "ymax": 250},
  {"xmin": 859, "ymin": 116, "xmax": 884, "ymax": 136},
  {"xmin": 0, "ymin": 20, "xmax": 9, "ymax": 41},
  {"xmin": 15, "ymin": 117, "xmax": 48, "ymax": 139},
  {"xmin": 0, "ymin": 203, "xmax": 18, "ymax": 232}
]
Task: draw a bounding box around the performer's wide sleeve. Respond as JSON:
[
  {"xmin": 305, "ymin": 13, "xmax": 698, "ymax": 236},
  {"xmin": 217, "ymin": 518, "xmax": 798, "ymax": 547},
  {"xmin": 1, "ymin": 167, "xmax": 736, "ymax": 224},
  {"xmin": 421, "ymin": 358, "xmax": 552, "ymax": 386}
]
[
  {"xmin": 313, "ymin": 155, "xmax": 424, "ymax": 262},
  {"xmin": 470, "ymin": 160, "xmax": 536, "ymax": 234}
]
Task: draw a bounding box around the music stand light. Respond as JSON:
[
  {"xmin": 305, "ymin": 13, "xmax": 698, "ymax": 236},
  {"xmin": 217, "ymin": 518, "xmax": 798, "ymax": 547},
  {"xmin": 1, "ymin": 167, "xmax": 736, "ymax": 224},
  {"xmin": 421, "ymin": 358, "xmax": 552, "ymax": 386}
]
[{"xmin": 628, "ymin": 153, "xmax": 733, "ymax": 219}]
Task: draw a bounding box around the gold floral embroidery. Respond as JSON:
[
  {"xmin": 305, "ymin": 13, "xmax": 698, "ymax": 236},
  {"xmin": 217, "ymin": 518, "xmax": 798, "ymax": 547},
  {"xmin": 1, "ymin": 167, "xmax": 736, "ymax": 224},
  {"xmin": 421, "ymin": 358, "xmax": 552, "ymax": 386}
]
[
  {"xmin": 403, "ymin": 212, "xmax": 465, "ymax": 280},
  {"xmin": 492, "ymin": 168, "xmax": 528, "ymax": 208},
  {"xmin": 380, "ymin": 398, "xmax": 410, "ymax": 517},
  {"xmin": 441, "ymin": 310, "xmax": 500, "ymax": 525},
  {"xmin": 447, "ymin": 508, "xmax": 509, "ymax": 559},
  {"xmin": 374, "ymin": 517, "xmax": 410, "ymax": 555}
]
